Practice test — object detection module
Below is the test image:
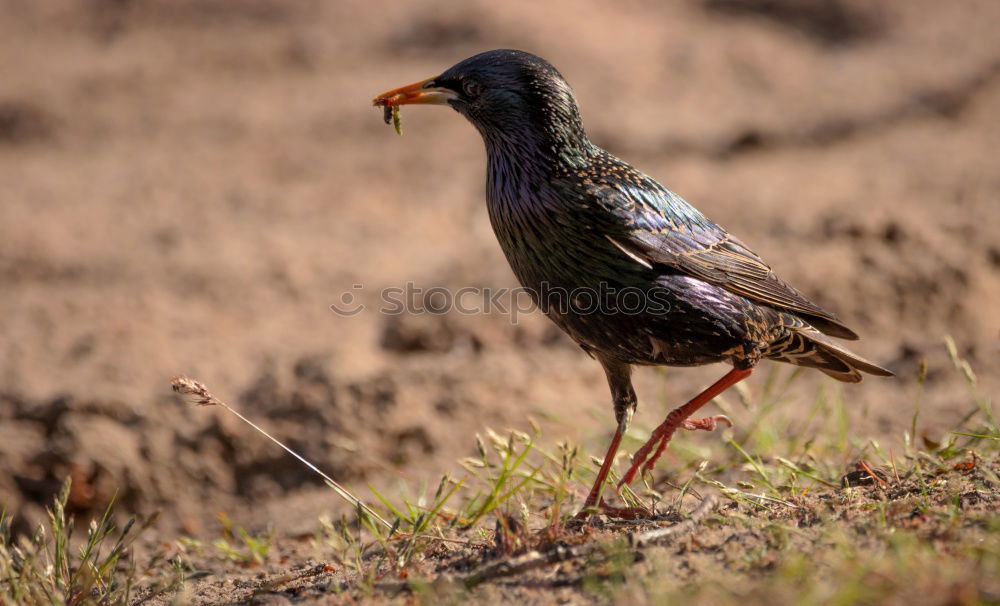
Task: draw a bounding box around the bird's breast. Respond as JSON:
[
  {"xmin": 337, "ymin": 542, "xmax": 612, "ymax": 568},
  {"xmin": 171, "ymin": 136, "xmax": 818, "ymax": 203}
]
[{"xmin": 485, "ymin": 176, "xmax": 592, "ymax": 290}]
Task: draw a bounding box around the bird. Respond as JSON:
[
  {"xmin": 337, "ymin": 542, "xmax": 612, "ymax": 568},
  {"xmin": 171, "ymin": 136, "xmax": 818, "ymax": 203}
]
[{"xmin": 373, "ymin": 49, "xmax": 893, "ymax": 516}]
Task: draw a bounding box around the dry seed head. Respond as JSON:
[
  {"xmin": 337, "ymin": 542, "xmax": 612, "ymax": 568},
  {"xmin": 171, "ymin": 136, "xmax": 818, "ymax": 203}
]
[
  {"xmin": 460, "ymin": 457, "xmax": 487, "ymax": 469},
  {"xmin": 171, "ymin": 376, "xmax": 221, "ymax": 407},
  {"xmin": 944, "ymin": 336, "xmax": 959, "ymax": 366},
  {"xmin": 485, "ymin": 428, "xmax": 507, "ymax": 450},
  {"xmin": 960, "ymin": 361, "xmax": 977, "ymax": 386}
]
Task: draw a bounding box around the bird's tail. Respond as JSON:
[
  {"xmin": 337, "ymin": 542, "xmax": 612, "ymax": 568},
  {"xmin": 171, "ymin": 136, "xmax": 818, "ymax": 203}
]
[{"xmin": 765, "ymin": 316, "xmax": 894, "ymax": 383}]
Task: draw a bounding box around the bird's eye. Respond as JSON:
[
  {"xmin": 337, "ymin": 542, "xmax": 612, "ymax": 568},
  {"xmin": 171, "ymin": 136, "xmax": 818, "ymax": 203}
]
[{"xmin": 462, "ymin": 78, "xmax": 481, "ymax": 98}]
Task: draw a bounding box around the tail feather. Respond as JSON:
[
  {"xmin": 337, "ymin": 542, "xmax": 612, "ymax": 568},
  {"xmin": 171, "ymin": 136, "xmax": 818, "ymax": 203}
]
[{"xmin": 765, "ymin": 317, "xmax": 894, "ymax": 383}]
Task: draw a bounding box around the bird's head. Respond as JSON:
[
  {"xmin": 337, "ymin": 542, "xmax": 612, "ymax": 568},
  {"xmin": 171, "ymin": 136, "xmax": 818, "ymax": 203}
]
[{"xmin": 373, "ymin": 49, "xmax": 588, "ymax": 154}]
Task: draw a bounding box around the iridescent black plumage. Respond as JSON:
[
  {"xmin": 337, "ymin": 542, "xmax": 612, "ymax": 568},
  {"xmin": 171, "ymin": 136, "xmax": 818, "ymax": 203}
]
[{"xmin": 374, "ymin": 49, "xmax": 892, "ymax": 514}]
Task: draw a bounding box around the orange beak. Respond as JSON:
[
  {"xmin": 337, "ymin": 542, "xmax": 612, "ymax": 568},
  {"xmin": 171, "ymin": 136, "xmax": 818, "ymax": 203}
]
[{"xmin": 372, "ymin": 76, "xmax": 457, "ymax": 108}]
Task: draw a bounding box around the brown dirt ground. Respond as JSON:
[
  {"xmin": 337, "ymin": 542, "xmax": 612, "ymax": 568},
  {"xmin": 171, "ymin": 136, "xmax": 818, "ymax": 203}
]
[
  {"xmin": 0, "ymin": 0, "xmax": 998, "ymax": 602},
  {"xmin": 142, "ymin": 455, "xmax": 1000, "ymax": 605}
]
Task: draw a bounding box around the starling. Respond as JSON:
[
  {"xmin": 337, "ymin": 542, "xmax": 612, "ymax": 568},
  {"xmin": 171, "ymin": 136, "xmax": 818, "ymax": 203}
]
[{"xmin": 373, "ymin": 50, "xmax": 892, "ymax": 515}]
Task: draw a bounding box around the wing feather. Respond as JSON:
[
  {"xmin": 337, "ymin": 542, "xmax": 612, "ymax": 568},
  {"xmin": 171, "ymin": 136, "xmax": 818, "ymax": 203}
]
[{"xmin": 593, "ymin": 184, "xmax": 859, "ymax": 340}]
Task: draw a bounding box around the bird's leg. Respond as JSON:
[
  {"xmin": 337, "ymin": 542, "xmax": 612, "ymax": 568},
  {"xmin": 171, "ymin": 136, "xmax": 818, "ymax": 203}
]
[
  {"xmin": 639, "ymin": 414, "xmax": 735, "ymax": 481},
  {"xmin": 578, "ymin": 415, "xmax": 627, "ymax": 515},
  {"xmin": 577, "ymin": 358, "xmax": 636, "ymax": 517},
  {"xmin": 618, "ymin": 367, "xmax": 752, "ymax": 488}
]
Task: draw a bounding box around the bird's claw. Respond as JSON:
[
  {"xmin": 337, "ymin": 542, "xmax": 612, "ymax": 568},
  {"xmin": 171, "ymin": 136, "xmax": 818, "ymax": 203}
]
[
  {"xmin": 680, "ymin": 414, "xmax": 733, "ymax": 432},
  {"xmin": 619, "ymin": 415, "xmax": 736, "ymax": 488},
  {"xmin": 574, "ymin": 499, "xmax": 655, "ymax": 521}
]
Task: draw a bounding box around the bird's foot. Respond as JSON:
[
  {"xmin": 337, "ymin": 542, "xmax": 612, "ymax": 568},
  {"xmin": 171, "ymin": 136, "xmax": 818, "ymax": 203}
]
[
  {"xmin": 573, "ymin": 499, "xmax": 655, "ymax": 521},
  {"xmin": 618, "ymin": 429, "xmax": 670, "ymax": 489},
  {"xmin": 628, "ymin": 416, "xmax": 733, "ymax": 484},
  {"xmin": 576, "ymin": 418, "xmax": 735, "ymax": 521},
  {"xmin": 680, "ymin": 414, "xmax": 733, "ymax": 432},
  {"xmin": 616, "ymin": 417, "xmax": 733, "ymax": 488}
]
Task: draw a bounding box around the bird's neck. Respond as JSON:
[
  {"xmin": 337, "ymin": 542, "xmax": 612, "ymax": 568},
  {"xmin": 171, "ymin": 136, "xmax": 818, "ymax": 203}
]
[{"xmin": 481, "ymin": 123, "xmax": 594, "ymax": 194}]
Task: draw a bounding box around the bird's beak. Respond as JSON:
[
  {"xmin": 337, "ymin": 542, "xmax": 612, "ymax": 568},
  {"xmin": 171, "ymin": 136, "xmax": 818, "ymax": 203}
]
[{"xmin": 372, "ymin": 76, "xmax": 457, "ymax": 107}]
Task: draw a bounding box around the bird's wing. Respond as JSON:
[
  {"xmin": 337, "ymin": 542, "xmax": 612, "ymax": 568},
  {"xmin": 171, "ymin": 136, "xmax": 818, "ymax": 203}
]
[{"xmin": 590, "ymin": 183, "xmax": 859, "ymax": 340}]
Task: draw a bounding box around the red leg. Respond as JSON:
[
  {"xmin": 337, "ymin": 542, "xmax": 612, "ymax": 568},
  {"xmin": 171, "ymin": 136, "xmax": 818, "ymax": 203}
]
[
  {"xmin": 576, "ymin": 419, "xmax": 626, "ymax": 517},
  {"xmin": 638, "ymin": 414, "xmax": 734, "ymax": 480},
  {"xmin": 618, "ymin": 368, "xmax": 752, "ymax": 488}
]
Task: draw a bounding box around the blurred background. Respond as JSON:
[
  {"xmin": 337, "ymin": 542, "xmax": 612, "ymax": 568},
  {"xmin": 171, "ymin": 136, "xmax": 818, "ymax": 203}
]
[{"xmin": 0, "ymin": 0, "xmax": 997, "ymax": 535}]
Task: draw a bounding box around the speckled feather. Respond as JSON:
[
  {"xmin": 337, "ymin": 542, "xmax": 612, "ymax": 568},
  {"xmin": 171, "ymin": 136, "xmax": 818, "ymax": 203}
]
[{"xmin": 428, "ymin": 50, "xmax": 891, "ymax": 383}]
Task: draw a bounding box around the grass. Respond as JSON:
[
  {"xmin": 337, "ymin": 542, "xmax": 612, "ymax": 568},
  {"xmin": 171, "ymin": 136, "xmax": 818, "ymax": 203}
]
[
  {"xmin": 176, "ymin": 514, "xmax": 273, "ymax": 566},
  {"xmin": 1, "ymin": 341, "xmax": 997, "ymax": 603},
  {"xmin": 297, "ymin": 342, "xmax": 999, "ymax": 602},
  {"xmin": 0, "ymin": 479, "xmax": 176, "ymax": 605}
]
